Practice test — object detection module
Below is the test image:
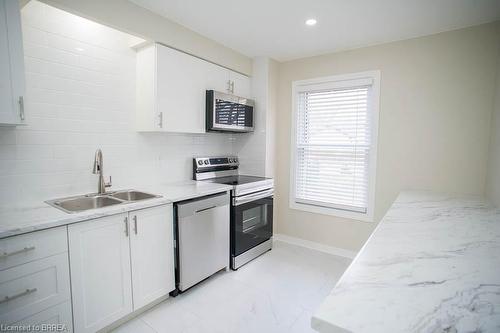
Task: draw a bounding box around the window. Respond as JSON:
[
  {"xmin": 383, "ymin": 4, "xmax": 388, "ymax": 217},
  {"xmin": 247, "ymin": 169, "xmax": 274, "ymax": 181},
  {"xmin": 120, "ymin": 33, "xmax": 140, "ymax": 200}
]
[{"xmin": 290, "ymin": 71, "xmax": 380, "ymax": 221}]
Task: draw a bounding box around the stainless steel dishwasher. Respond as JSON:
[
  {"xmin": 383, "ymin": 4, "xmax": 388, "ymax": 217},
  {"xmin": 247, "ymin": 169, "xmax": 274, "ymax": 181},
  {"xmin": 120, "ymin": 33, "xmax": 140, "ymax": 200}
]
[{"xmin": 172, "ymin": 192, "xmax": 230, "ymax": 294}]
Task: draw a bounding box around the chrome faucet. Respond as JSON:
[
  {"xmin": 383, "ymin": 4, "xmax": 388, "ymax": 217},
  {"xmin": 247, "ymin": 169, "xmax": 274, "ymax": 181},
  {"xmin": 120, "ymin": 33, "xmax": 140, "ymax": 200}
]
[{"xmin": 92, "ymin": 149, "xmax": 112, "ymax": 194}]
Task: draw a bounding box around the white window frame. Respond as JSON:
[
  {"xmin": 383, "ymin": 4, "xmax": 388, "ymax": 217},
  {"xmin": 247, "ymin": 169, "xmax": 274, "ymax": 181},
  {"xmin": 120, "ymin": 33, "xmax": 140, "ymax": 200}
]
[{"xmin": 289, "ymin": 70, "xmax": 381, "ymax": 222}]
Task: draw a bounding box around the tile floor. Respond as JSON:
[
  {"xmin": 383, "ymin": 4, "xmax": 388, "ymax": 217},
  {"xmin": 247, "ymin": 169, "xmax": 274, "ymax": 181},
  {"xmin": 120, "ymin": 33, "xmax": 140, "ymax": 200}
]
[{"xmin": 112, "ymin": 240, "xmax": 351, "ymax": 333}]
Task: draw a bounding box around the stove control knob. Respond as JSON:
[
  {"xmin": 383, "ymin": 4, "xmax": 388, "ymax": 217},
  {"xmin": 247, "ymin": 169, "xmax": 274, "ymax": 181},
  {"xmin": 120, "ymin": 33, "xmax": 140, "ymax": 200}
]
[
  {"xmin": 204, "ymin": 160, "xmax": 209, "ymax": 165},
  {"xmin": 228, "ymin": 158, "xmax": 233, "ymax": 163},
  {"xmin": 197, "ymin": 160, "xmax": 203, "ymax": 166},
  {"xmin": 233, "ymin": 158, "xmax": 238, "ymax": 163}
]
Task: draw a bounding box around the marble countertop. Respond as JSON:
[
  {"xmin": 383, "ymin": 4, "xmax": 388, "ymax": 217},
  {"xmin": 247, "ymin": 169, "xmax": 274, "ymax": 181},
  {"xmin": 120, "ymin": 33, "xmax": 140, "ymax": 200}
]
[
  {"xmin": 312, "ymin": 191, "xmax": 500, "ymax": 333},
  {"xmin": 0, "ymin": 181, "xmax": 232, "ymax": 239}
]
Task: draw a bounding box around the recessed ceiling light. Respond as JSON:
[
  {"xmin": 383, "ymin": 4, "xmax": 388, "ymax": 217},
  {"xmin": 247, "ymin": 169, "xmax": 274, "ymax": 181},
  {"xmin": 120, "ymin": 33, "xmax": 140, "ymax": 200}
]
[{"xmin": 305, "ymin": 18, "xmax": 317, "ymax": 26}]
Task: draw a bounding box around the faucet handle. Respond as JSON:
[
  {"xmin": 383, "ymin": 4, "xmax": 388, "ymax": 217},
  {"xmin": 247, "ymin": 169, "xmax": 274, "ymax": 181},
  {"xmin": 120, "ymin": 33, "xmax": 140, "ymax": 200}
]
[{"xmin": 105, "ymin": 176, "xmax": 112, "ymax": 188}]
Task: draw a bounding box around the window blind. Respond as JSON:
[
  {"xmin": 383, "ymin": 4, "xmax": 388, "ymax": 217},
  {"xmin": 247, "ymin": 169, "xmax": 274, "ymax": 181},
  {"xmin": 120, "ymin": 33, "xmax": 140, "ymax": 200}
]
[{"xmin": 295, "ymin": 83, "xmax": 373, "ymax": 213}]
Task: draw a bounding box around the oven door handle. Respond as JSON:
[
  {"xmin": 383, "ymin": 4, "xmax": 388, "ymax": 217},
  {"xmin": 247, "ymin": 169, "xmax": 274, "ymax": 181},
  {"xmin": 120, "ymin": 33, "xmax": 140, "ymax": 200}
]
[{"xmin": 234, "ymin": 189, "xmax": 274, "ymax": 206}]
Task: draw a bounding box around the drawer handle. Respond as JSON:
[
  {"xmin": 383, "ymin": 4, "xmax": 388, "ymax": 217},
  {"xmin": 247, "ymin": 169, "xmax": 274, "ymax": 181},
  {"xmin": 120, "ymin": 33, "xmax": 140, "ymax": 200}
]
[
  {"xmin": 195, "ymin": 205, "xmax": 217, "ymax": 214},
  {"xmin": 0, "ymin": 288, "xmax": 37, "ymax": 304},
  {"xmin": 0, "ymin": 246, "xmax": 36, "ymax": 259}
]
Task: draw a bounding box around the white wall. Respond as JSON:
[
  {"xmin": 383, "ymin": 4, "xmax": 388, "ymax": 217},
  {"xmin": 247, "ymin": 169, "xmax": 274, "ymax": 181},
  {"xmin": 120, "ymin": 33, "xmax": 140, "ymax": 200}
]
[
  {"xmin": 235, "ymin": 57, "xmax": 278, "ymax": 177},
  {"xmin": 0, "ymin": 1, "xmax": 236, "ymax": 209},
  {"xmin": 486, "ymin": 51, "xmax": 500, "ymax": 207},
  {"xmin": 275, "ymin": 22, "xmax": 500, "ymax": 251},
  {"xmin": 266, "ymin": 59, "xmax": 278, "ymax": 177},
  {"xmin": 36, "ymin": 0, "xmax": 252, "ymax": 75},
  {"xmin": 234, "ymin": 58, "xmax": 267, "ymax": 176}
]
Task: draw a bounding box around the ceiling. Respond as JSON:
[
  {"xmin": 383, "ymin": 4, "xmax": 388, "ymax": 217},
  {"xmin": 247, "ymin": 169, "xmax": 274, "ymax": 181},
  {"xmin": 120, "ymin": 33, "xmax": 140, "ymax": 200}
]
[{"xmin": 129, "ymin": 0, "xmax": 500, "ymax": 61}]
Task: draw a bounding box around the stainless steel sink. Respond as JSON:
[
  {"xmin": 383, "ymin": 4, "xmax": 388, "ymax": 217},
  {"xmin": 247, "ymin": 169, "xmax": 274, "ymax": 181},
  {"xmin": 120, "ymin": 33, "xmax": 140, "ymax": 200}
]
[
  {"xmin": 46, "ymin": 190, "xmax": 161, "ymax": 213},
  {"xmin": 49, "ymin": 195, "xmax": 123, "ymax": 213},
  {"xmin": 110, "ymin": 190, "xmax": 159, "ymax": 202}
]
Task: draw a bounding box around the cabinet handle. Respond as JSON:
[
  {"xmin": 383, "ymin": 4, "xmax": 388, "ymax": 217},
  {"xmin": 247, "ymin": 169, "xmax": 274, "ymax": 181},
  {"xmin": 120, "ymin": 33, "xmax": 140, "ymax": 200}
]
[
  {"xmin": 158, "ymin": 112, "xmax": 163, "ymax": 128},
  {"xmin": 133, "ymin": 216, "xmax": 138, "ymax": 235},
  {"xmin": 0, "ymin": 288, "xmax": 37, "ymax": 304},
  {"xmin": 0, "ymin": 246, "xmax": 36, "ymax": 259},
  {"xmin": 18, "ymin": 96, "xmax": 25, "ymax": 120},
  {"xmin": 227, "ymin": 80, "xmax": 232, "ymax": 93},
  {"xmin": 231, "ymin": 81, "xmax": 235, "ymax": 94},
  {"xmin": 124, "ymin": 217, "xmax": 129, "ymax": 237}
]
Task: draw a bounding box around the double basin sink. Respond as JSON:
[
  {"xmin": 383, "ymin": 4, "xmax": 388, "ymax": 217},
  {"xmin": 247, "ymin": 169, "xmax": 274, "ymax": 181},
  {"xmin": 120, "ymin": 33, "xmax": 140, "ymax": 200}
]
[{"xmin": 46, "ymin": 190, "xmax": 160, "ymax": 214}]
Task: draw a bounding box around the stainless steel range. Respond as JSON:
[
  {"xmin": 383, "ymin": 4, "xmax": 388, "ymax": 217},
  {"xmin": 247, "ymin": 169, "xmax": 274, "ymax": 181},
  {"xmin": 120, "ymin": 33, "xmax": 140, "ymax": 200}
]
[{"xmin": 193, "ymin": 156, "xmax": 273, "ymax": 270}]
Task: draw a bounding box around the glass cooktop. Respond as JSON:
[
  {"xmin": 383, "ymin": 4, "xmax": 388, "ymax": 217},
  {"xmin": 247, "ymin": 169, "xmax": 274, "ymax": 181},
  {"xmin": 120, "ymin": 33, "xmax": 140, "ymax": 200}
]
[{"xmin": 209, "ymin": 175, "xmax": 269, "ymax": 186}]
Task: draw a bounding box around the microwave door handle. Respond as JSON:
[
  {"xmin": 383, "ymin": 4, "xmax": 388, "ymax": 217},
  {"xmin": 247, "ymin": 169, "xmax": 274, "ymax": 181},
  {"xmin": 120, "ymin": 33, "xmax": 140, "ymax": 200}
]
[{"xmin": 234, "ymin": 189, "xmax": 274, "ymax": 206}]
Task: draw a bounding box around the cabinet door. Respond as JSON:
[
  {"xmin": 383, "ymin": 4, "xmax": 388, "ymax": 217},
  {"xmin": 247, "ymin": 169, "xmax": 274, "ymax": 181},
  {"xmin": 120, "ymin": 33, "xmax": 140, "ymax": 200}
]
[
  {"xmin": 206, "ymin": 63, "xmax": 231, "ymax": 94},
  {"xmin": 0, "ymin": 0, "xmax": 25, "ymax": 125},
  {"xmin": 129, "ymin": 204, "xmax": 175, "ymax": 309},
  {"xmin": 135, "ymin": 45, "xmax": 158, "ymax": 131},
  {"xmin": 229, "ymin": 71, "xmax": 251, "ymax": 98},
  {"xmin": 156, "ymin": 44, "xmax": 227, "ymax": 133},
  {"xmin": 68, "ymin": 214, "xmax": 133, "ymax": 333}
]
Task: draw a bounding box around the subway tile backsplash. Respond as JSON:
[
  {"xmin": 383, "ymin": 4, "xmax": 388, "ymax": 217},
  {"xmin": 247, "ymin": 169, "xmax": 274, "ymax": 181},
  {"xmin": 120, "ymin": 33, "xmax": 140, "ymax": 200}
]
[{"xmin": 0, "ymin": 1, "xmax": 237, "ymax": 209}]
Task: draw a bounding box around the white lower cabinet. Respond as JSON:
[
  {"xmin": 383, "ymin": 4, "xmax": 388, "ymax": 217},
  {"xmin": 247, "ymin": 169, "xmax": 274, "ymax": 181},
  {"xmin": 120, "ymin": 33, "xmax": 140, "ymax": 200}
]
[
  {"xmin": 0, "ymin": 226, "xmax": 72, "ymax": 332},
  {"xmin": 0, "ymin": 226, "xmax": 68, "ymax": 271},
  {"xmin": 68, "ymin": 213, "xmax": 133, "ymax": 333},
  {"xmin": 13, "ymin": 301, "xmax": 73, "ymax": 332},
  {"xmin": 0, "ymin": 253, "xmax": 71, "ymax": 325},
  {"xmin": 129, "ymin": 205, "xmax": 175, "ymax": 309},
  {"xmin": 68, "ymin": 204, "xmax": 175, "ymax": 333}
]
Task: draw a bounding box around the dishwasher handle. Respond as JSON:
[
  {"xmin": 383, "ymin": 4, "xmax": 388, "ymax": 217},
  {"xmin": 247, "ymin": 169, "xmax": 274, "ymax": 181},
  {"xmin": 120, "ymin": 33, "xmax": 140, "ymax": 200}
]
[
  {"xmin": 195, "ymin": 205, "xmax": 217, "ymax": 214},
  {"xmin": 176, "ymin": 192, "xmax": 229, "ymax": 219}
]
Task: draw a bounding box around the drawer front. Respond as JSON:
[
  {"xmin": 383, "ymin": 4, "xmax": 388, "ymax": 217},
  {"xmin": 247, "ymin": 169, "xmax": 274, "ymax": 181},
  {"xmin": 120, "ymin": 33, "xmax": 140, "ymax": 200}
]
[
  {"xmin": 11, "ymin": 301, "xmax": 73, "ymax": 332},
  {"xmin": 0, "ymin": 227, "xmax": 68, "ymax": 271},
  {"xmin": 0, "ymin": 253, "xmax": 71, "ymax": 324}
]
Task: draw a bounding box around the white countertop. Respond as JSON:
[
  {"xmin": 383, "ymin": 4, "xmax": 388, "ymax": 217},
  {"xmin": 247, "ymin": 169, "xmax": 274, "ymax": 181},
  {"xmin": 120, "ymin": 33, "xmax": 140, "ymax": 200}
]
[
  {"xmin": 0, "ymin": 181, "xmax": 232, "ymax": 239},
  {"xmin": 312, "ymin": 191, "xmax": 500, "ymax": 333}
]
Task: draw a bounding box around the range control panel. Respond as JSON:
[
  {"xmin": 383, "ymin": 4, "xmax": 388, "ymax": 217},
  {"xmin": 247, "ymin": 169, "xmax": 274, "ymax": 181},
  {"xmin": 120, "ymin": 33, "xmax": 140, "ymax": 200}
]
[{"xmin": 193, "ymin": 156, "xmax": 239, "ymax": 170}]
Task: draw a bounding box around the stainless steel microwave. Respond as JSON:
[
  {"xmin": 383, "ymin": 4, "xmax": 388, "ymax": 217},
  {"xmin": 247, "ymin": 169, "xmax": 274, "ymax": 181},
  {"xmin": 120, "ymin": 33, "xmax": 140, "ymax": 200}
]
[{"xmin": 206, "ymin": 90, "xmax": 254, "ymax": 133}]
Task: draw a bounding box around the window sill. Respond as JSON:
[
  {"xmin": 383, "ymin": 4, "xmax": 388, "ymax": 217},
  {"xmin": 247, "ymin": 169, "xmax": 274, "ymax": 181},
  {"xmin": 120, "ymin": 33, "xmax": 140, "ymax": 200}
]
[{"xmin": 289, "ymin": 201, "xmax": 374, "ymax": 222}]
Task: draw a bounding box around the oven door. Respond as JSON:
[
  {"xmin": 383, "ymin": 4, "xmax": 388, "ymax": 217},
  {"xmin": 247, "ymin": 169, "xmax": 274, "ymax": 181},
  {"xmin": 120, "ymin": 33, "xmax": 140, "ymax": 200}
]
[{"xmin": 231, "ymin": 189, "xmax": 273, "ymax": 257}]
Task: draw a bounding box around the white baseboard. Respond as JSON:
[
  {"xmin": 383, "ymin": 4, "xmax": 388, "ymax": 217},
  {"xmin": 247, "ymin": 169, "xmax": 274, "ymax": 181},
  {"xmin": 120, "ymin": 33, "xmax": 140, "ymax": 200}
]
[{"xmin": 273, "ymin": 233, "xmax": 358, "ymax": 259}]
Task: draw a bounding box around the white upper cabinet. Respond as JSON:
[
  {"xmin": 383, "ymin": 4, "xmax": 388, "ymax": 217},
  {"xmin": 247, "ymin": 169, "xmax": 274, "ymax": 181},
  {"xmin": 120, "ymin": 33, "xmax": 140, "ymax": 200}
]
[
  {"xmin": 155, "ymin": 44, "xmax": 227, "ymax": 133},
  {"xmin": 229, "ymin": 71, "xmax": 251, "ymax": 98},
  {"xmin": 136, "ymin": 43, "xmax": 251, "ymax": 133},
  {"xmin": 0, "ymin": 0, "xmax": 26, "ymax": 126}
]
